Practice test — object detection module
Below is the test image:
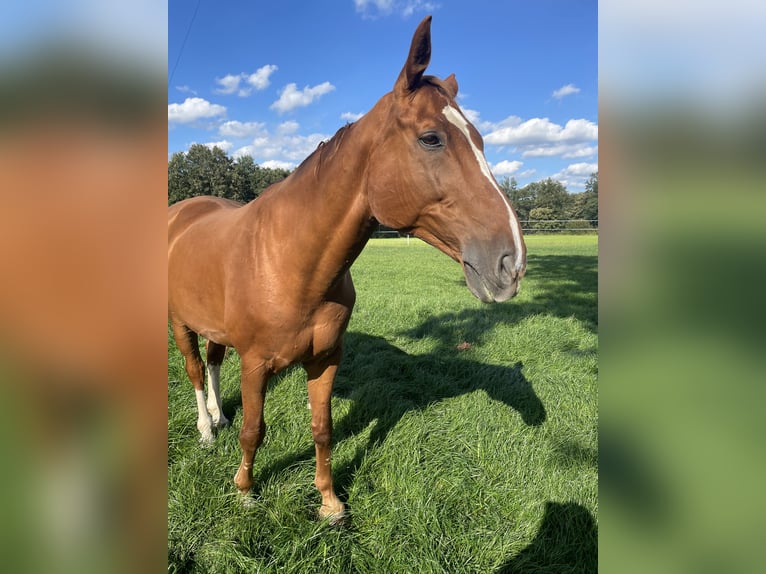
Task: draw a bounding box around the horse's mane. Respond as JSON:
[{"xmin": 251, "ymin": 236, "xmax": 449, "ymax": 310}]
[{"xmin": 290, "ymin": 122, "xmax": 356, "ymax": 182}]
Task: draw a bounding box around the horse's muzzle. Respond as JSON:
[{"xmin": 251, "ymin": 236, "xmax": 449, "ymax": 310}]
[{"xmin": 462, "ymin": 245, "xmax": 525, "ymax": 303}]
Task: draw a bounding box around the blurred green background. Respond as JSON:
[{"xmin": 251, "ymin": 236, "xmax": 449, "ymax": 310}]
[{"xmin": 600, "ymin": 1, "xmax": 766, "ymax": 572}]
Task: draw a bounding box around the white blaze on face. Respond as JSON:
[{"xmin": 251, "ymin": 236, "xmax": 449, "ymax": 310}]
[{"xmin": 442, "ymin": 104, "xmax": 525, "ymax": 273}]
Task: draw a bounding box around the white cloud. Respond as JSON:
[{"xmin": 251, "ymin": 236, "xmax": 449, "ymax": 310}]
[
  {"xmin": 551, "ymin": 162, "xmax": 599, "ymax": 190},
  {"xmin": 477, "ymin": 114, "xmax": 598, "ymax": 186},
  {"xmin": 484, "ymin": 116, "xmax": 597, "ymax": 159},
  {"xmin": 562, "ymin": 145, "xmax": 598, "ymax": 159},
  {"xmin": 491, "ymin": 160, "xmax": 523, "ymax": 176},
  {"xmin": 341, "ymin": 111, "xmax": 365, "ymax": 122},
  {"xmin": 277, "ymin": 121, "xmax": 300, "ymax": 135},
  {"xmin": 354, "ymin": 0, "xmax": 438, "ymax": 19},
  {"xmin": 270, "ymin": 82, "xmax": 336, "ymax": 113},
  {"xmin": 202, "ymin": 140, "xmax": 233, "ymax": 152},
  {"xmin": 461, "ymin": 107, "xmax": 495, "ymax": 133},
  {"xmin": 462, "ymin": 108, "xmax": 480, "ymax": 124},
  {"xmin": 559, "ymin": 162, "xmax": 599, "ymax": 176},
  {"xmin": 402, "ymin": 0, "xmax": 439, "ymax": 17},
  {"xmin": 168, "ymin": 97, "xmax": 226, "ymax": 124},
  {"xmin": 521, "ymin": 144, "xmax": 598, "ymax": 159},
  {"xmin": 560, "ymin": 119, "xmax": 598, "ymax": 140},
  {"xmin": 175, "ymin": 85, "xmax": 197, "ymax": 95},
  {"xmin": 485, "ymin": 117, "xmax": 597, "ymax": 146},
  {"xmin": 552, "ymin": 84, "xmax": 581, "ymax": 99},
  {"xmin": 214, "ymin": 65, "xmax": 278, "ymax": 96},
  {"xmin": 232, "ymin": 129, "xmax": 332, "ymax": 166},
  {"xmin": 246, "ymin": 65, "xmax": 278, "ymax": 90},
  {"xmin": 354, "ymin": 0, "xmax": 394, "ymax": 16},
  {"xmin": 218, "ymin": 120, "xmax": 267, "ymax": 138},
  {"xmin": 214, "ymin": 74, "xmax": 244, "ymax": 95},
  {"xmin": 260, "ymin": 159, "xmax": 295, "ymax": 171}
]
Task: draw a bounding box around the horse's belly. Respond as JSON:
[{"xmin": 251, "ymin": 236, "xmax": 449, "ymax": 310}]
[{"xmin": 195, "ymin": 327, "xmax": 233, "ymax": 347}]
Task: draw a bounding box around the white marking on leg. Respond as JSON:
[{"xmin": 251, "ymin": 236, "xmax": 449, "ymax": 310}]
[
  {"xmin": 442, "ymin": 104, "xmax": 525, "ymax": 273},
  {"xmin": 206, "ymin": 363, "xmax": 229, "ymax": 428},
  {"xmin": 195, "ymin": 388, "xmax": 214, "ymax": 446}
]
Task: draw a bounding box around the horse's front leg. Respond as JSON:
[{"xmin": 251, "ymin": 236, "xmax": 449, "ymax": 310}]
[
  {"xmin": 304, "ymin": 347, "xmax": 346, "ymax": 523},
  {"xmin": 233, "ymin": 357, "xmax": 269, "ymax": 500}
]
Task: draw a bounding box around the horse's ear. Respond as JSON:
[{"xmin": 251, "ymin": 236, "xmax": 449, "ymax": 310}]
[
  {"xmin": 395, "ymin": 15, "xmax": 432, "ymax": 96},
  {"xmin": 444, "ymin": 73, "xmax": 458, "ymax": 98}
]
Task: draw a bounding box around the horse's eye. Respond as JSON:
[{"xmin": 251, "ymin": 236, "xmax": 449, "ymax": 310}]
[{"xmin": 418, "ymin": 132, "xmax": 443, "ymax": 149}]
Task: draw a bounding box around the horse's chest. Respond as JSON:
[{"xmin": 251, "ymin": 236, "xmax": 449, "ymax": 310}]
[{"xmin": 305, "ymin": 301, "xmax": 352, "ymax": 359}]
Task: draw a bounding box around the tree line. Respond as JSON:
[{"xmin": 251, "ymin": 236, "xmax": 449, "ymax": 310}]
[
  {"xmin": 168, "ymin": 144, "xmax": 292, "ymax": 205},
  {"xmin": 168, "ymin": 144, "xmax": 598, "ymax": 232},
  {"xmin": 499, "ymin": 174, "xmax": 598, "ymax": 232}
]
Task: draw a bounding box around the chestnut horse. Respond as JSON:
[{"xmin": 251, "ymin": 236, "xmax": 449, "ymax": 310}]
[{"xmin": 168, "ymin": 16, "xmax": 526, "ymax": 523}]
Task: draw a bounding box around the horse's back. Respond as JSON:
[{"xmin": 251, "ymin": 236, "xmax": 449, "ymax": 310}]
[{"xmin": 168, "ymin": 196, "xmax": 242, "ymax": 244}]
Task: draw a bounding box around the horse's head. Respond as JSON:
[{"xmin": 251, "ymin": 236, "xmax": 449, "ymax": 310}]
[{"xmin": 365, "ymin": 16, "xmax": 526, "ymax": 302}]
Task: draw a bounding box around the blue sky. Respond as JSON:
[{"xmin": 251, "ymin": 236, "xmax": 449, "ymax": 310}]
[{"xmin": 169, "ymin": 0, "xmax": 597, "ymax": 191}]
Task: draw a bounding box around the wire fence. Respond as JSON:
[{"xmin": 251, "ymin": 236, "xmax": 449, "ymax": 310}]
[
  {"xmin": 519, "ymin": 219, "xmax": 598, "ymax": 234},
  {"xmin": 373, "ymin": 220, "xmax": 598, "ymax": 238}
]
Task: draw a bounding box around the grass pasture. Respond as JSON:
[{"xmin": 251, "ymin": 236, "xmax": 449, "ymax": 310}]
[{"xmin": 168, "ymin": 235, "xmax": 598, "ymax": 573}]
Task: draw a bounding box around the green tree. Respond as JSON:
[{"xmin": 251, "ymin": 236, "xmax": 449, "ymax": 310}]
[
  {"xmin": 526, "ymin": 177, "xmax": 571, "ymax": 215},
  {"xmin": 193, "ymin": 144, "xmax": 233, "ymax": 198},
  {"xmin": 499, "ymin": 176, "xmax": 535, "ymax": 222},
  {"xmin": 567, "ymin": 172, "xmax": 598, "ymax": 227},
  {"xmin": 168, "ymin": 150, "xmax": 190, "ymax": 205},
  {"xmin": 584, "ymin": 172, "xmax": 598, "ymax": 225},
  {"xmin": 168, "ymin": 144, "xmax": 233, "ymax": 204},
  {"xmin": 252, "ymin": 164, "xmax": 291, "ymax": 197},
  {"xmin": 230, "ymin": 157, "xmax": 292, "ymax": 203},
  {"xmin": 528, "ymin": 206, "xmax": 564, "ymax": 232},
  {"xmin": 231, "ymin": 155, "xmax": 258, "ymax": 203},
  {"xmin": 499, "ymin": 175, "xmax": 518, "ymax": 201},
  {"xmin": 585, "ymin": 171, "xmax": 598, "ymax": 195}
]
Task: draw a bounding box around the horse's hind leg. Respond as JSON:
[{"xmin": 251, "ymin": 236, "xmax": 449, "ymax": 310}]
[
  {"xmin": 170, "ymin": 319, "xmax": 214, "ymax": 446},
  {"xmin": 205, "ymin": 340, "xmax": 229, "ymax": 428}
]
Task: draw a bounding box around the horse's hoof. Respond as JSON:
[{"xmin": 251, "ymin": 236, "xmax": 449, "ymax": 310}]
[
  {"xmin": 213, "ymin": 416, "xmax": 230, "ymax": 429},
  {"xmin": 319, "ymin": 504, "xmax": 347, "ymax": 526},
  {"xmin": 199, "ymin": 434, "xmax": 215, "ymax": 448},
  {"xmin": 238, "ymin": 490, "xmax": 256, "ymax": 508}
]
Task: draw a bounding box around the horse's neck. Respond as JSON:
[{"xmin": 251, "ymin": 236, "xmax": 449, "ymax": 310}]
[{"xmin": 255, "ymin": 122, "xmax": 377, "ymax": 286}]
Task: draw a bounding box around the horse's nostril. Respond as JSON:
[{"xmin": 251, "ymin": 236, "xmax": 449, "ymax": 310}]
[{"xmin": 500, "ymin": 254, "xmax": 515, "ymax": 281}]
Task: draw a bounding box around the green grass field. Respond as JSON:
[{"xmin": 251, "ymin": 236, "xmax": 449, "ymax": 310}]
[{"xmin": 168, "ymin": 234, "xmax": 598, "ymax": 573}]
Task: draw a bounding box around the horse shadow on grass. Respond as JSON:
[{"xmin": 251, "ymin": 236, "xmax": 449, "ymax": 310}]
[
  {"xmin": 496, "ymin": 501, "xmax": 598, "ymax": 573},
  {"xmin": 335, "ymin": 331, "xmax": 546, "ymax": 489},
  {"xmin": 523, "ymin": 253, "xmax": 597, "ymax": 324}
]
